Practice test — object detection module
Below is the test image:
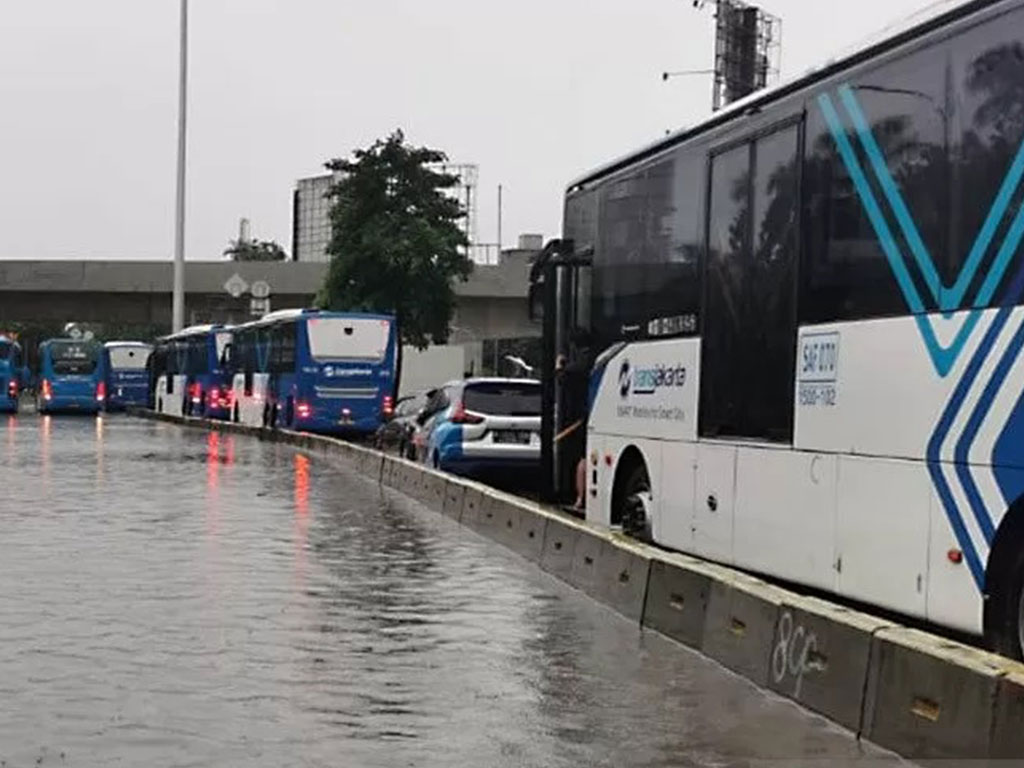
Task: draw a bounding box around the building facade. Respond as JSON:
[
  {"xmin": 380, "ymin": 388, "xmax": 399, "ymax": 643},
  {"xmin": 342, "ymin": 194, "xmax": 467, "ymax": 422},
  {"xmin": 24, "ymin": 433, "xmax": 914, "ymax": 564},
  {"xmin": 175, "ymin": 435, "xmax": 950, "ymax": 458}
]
[{"xmin": 291, "ymin": 174, "xmax": 339, "ymax": 263}]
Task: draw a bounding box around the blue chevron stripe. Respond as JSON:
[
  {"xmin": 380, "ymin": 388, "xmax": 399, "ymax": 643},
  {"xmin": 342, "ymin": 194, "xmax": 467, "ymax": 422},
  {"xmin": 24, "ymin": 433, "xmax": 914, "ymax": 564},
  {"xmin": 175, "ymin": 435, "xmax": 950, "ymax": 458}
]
[{"xmin": 839, "ymin": 84, "xmax": 1024, "ymax": 316}]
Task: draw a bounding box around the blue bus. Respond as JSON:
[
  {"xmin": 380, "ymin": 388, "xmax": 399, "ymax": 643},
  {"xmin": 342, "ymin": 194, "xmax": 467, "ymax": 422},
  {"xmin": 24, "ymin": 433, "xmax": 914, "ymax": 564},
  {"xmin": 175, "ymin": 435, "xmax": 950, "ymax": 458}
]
[
  {"xmin": 229, "ymin": 309, "xmax": 397, "ymax": 435},
  {"xmin": 36, "ymin": 338, "xmax": 104, "ymax": 415},
  {"xmin": 0, "ymin": 336, "xmax": 27, "ymax": 414},
  {"xmin": 152, "ymin": 325, "xmax": 233, "ymax": 419},
  {"xmin": 102, "ymin": 341, "xmax": 153, "ymax": 411}
]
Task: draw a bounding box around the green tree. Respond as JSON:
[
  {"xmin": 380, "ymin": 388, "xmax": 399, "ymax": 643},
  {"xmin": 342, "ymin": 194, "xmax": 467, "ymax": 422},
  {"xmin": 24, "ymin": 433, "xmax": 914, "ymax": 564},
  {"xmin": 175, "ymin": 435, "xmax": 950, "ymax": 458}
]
[
  {"xmin": 315, "ymin": 130, "xmax": 472, "ymax": 354},
  {"xmin": 224, "ymin": 238, "xmax": 288, "ymax": 262}
]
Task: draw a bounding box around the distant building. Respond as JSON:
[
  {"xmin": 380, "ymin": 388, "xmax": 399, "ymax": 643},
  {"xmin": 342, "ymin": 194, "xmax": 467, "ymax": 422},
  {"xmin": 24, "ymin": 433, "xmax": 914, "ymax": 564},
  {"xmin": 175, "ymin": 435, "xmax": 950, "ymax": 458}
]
[{"xmin": 291, "ymin": 173, "xmax": 340, "ymax": 263}]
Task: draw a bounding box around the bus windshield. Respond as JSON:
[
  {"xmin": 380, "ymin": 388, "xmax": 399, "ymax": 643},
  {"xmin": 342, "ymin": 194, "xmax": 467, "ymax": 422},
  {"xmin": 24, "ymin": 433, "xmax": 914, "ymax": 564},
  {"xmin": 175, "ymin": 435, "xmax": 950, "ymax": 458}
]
[
  {"xmin": 108, "ymin": 346, "xmax": 151, "ymax": 371},
  {"xmin": 306, "ymin": 317, "xmax": 390, "ymax": 361},
  {"xmin": 51, "ymin": 341, "xmax": 99, "ymax": 375}
]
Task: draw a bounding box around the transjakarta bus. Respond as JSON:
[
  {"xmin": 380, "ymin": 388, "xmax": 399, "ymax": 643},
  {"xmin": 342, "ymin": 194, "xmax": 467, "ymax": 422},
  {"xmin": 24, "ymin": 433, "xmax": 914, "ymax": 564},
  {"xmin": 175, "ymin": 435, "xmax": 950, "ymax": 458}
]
[
  {"xmin": 229, "ymin": 309, "xmax": 397, "ymax": 434},
  {"xmin": 152, "ymin": 325, "xmax": 233, "ymax": 419},
  {"xmin": 102, "ymin": 341, "xmax": 152, "ymax": 411},
  {"xmin": 36, "ymin": 338, "xmax": 104, "ymax": 414},
  {"xmin": 533, "ymin": 0, "xmax": 1024, "ymax": 658},
  {"xmin": 0, "ymin": 336, "xmax": 26, "ymax": 413}
]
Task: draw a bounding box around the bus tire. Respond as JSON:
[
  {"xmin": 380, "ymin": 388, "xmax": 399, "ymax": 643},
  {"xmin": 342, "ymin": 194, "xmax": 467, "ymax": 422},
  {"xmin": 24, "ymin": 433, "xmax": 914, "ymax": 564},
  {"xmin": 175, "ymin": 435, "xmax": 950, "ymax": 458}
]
[
  {"xmin": 285, "ymin": 398, "xmax": 294, "ymax": 429},
  {"xmin": 618, "ymin": 461, "xmax": 653, "ymax": 543},
  {"xmin": 233, "ymin": 403, "xmax": 240, "ymax": 423}
]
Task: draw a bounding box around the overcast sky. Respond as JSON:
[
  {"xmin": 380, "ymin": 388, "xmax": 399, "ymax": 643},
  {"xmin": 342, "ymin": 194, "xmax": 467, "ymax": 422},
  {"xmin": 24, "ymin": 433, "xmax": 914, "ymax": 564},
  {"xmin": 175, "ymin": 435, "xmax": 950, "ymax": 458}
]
[{"xmin": 0, "ymin": 0, "xmax": 939, "ymax": 261}]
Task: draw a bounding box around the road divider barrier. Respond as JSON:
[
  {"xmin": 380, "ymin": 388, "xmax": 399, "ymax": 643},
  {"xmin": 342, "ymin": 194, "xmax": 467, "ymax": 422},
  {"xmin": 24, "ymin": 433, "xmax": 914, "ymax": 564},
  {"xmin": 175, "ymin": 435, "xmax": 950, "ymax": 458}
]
[{"xmin": 134, "ymin": 409, "xmax": 1024, "ymax": 762}]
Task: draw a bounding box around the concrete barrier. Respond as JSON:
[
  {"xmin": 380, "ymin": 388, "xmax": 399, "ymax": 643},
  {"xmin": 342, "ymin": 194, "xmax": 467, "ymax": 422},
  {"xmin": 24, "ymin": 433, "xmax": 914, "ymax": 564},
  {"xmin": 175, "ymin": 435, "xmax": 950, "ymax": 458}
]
[
  {"xmin": 701, "ymin": 577, "xmax": 785, "ymax": 688},
  {"xmin": 441, "ymin": 480, "xmax": 466, "ymax": 521},
  {"xmin": 483, "ymin": 496, "xmax": 546, "ymax": 563},
  {"xmin": 459, "ymin": 486, "xmax": 489, "ymax": 529},
  {"xmin": 863, "ymin": 627, "xmax": 1005, "ymax": 758},
  {"xmin": 642, "ymin": 555, "xmax": 713, "ymax": 649},
  {"xmin": 768, "ymin": 595, "xmax": 894, "ymax": 733},
  {"xmin": 993, "ymin": 668, "xmax": 1024, "ymax": 758},
  {"xmin": 592, "ymin": 536, "xmax": 651, "ymax": 623},
  {"xmin": 540, "ymin": 516, "xmax": 584, "ymax": 582}
]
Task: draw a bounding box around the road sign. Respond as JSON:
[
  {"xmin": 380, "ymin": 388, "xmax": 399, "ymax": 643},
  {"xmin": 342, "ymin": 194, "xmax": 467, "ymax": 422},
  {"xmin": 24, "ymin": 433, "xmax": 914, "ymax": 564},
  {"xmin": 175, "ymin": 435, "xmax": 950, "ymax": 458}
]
[
  {"xmin": 250, "ymin": 297, "xmax": 271, "ymax": 317},
  {"xmin": 251, "ymin": 280, "xmax": 271, "ymax": 299},
  {"xmin": 224, "ymin": 273, "xmax": 249, "ymax": 299}
]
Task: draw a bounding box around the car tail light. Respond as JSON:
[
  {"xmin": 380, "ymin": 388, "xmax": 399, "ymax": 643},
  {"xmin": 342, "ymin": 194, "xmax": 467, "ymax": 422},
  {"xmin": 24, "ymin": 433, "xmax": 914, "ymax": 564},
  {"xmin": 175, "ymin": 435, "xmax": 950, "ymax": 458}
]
[
  {"xmin": 450, "ymin": 402, "xmax": 484, "ymax": 425},
  {"xmin": 7, "ymin": 380, "xmax": 17, "ymax": 399},
  {"xmin": 297, "ymin": 402, "xmax": 312, "ymax": 419},
  {"xmin": 42, "ymin": 379, "xmax": 52, "ymax": 401},
  {"xmin": 382, "ymin": 395, "xmax": 394, "ymax": 418},
  {"xmin": 96, "ymin": 380, "xmax": 106, "ymax": 402}
]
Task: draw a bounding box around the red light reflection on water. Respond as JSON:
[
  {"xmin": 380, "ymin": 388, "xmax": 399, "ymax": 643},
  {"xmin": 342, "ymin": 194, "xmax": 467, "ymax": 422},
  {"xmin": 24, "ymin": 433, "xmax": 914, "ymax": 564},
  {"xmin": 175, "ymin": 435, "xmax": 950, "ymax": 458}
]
[
  {"xmin": 206, "ymin": 431, "xmax": 220, "ymax": 493},
  {"xmin": 293, "ymin": 454, "xmax": 311, "ymax": 581}
]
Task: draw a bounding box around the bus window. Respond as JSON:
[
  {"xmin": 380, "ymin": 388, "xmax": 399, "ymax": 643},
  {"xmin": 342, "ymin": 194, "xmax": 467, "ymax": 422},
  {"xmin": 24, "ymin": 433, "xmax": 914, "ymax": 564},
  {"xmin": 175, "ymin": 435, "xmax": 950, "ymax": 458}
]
[
  {"xmin": 306, "ymin": 317, "xmax": 390, "ymax": 361},
  {"xmin": 51, "ymin": 341, "xmax": 99, "ymax": 375},
  {"xmin": 109, "ymin": 346, "xmax": 150, "ymax": 371}
]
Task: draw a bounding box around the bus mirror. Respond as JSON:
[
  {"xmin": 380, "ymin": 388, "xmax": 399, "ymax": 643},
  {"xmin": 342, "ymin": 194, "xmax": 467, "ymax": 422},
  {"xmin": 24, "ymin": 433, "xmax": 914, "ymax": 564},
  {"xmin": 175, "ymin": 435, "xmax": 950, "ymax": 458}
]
[{"xmin": 528, "ymin": 284, "xmax": 544, "ymax": 323}]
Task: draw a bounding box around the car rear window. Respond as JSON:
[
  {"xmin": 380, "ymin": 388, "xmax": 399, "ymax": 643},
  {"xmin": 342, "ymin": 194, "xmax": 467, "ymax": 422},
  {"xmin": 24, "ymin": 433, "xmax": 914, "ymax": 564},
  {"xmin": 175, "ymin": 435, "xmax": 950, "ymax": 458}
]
[{"xmin": 463, "ymin": 382, "xmax": 540, "ymax": 416}]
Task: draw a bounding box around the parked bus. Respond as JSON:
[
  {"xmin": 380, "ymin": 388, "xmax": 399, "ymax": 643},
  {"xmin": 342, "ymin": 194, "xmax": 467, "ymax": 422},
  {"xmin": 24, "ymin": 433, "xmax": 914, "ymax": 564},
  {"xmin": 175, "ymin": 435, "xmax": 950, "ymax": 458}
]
[
  {"xmin": 0, "ymin": 336, "xmax": 26, "ymax": 414},
  {"xmin": 35, "ymin": 338, "xmax": 104, "ymax": 414},
  {"xmin": 101, "ymin": 341, "xmax": 153, "ymax": 411},
  {"xmin": 229, "ymin": 309, "xmax": 397, "ymax": 435},
  {"xmin": 532, "ymin": 0, "xmax": 1024, "ymax": 659},
  {"xmin": 152, "ymin": 325, "xmax": 233, "ymax": 419}
]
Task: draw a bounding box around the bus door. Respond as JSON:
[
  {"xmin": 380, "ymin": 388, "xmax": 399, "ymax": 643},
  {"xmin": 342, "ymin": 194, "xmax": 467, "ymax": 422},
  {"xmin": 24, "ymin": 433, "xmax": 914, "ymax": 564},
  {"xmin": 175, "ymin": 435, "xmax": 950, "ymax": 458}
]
[{"xmin": 530, "ymin": 239, "xmax": 593, "ymax": 504}]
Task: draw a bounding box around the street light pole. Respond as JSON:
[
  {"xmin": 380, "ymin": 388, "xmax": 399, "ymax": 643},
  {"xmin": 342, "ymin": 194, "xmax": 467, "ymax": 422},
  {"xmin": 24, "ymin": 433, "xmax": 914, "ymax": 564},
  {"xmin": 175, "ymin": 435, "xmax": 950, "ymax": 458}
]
[{"xmin": 171, "ymin": 0, "xmax": 189, "ymax": 332}]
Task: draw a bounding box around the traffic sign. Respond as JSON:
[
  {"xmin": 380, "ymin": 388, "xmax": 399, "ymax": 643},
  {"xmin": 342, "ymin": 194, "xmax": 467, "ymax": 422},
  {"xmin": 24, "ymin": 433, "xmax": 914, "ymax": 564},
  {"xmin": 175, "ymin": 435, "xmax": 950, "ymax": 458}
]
[
  {"xmin": 250, "ymin": 297, "xmax": 271, "ymax": 317},
  {"xmin": 224, "ymin": 273, "xmax": 249, "ymax": 299},
  {"xmin": 251, "ymin": 280, "xmax": 271, "ymax": 299}
]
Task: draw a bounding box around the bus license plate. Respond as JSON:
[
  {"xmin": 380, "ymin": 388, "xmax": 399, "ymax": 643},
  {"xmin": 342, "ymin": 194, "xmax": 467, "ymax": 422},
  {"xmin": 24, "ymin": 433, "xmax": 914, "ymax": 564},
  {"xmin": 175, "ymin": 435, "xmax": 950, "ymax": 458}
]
[{"xmin": 494, "ymin": 431, "xmax": 530, "ymax": 445}]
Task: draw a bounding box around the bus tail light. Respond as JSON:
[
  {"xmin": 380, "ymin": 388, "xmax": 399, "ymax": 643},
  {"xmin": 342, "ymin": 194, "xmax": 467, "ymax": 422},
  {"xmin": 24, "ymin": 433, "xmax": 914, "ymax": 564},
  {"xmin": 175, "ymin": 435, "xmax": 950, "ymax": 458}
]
[
  {"xmin": 41, "ymin": 379, "xmax": 52, "ymax": 401},
  {"xmin": 190, "ymin": 382, "xmax": 202, "ymax": 405},
  {"xmin": 96, "ymin": 381, "xmax": 106, "ymax": 403},
  {"xmin": 296, "ymin": 402, "xmax": 312, "ymax": 420},
  {"xmin": 382, "ymin": 395, "xmax": 394, "ymax": 418},
  {"xmin": 7, "ymin": 379, "xmax": 17, "ymax": 399},
  {"xmin": 450, "ymin": 402, "xmax": 484, "ymax": 425},
  {"xmin": 341, "ymin": 407, "xmax": 352, "ymax": 423}
]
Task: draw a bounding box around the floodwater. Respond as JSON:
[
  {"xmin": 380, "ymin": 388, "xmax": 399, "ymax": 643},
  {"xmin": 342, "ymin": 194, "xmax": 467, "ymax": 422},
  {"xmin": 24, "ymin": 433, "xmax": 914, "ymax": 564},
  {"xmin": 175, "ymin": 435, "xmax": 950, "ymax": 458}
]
[{"xmin": 0, "ymin": 414, "xmax": 909, "ymax": 767}]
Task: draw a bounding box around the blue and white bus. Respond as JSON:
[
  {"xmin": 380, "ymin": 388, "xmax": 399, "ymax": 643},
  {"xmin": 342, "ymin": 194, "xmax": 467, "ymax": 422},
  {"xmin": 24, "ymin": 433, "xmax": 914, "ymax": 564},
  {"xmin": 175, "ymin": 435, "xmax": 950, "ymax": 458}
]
[
  {"xmin": 534, "ymin": 0, "xmax": 1024, "ymax": 659},
  {"xmin": 0, "ymin": 336, "xmax": 26, "ymax": 414},
  {"xmin": 229, "ymin": 309, "xmax": 397, "ymax": 435},
  {"xmin": 152, "ymin": 325, "xmax": 233, "ymax": 419},
  {"xmin": 36, "ymin": 338, "xmax": 104, "ymax": 414},
  {"xmin": 102, "ymin": 341, "xmax": 152, "ymax": 411}
]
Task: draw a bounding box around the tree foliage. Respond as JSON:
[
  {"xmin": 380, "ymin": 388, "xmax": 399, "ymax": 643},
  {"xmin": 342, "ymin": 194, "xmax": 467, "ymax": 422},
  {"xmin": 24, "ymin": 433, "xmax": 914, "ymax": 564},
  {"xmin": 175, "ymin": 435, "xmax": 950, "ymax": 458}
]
[
  {"xmin": 315, "ymin": 130, "xmax": 472, "ymax": 349},
  {"xmin": 224, "ymin": 238, "xmax": 288, "ymax": 262}
]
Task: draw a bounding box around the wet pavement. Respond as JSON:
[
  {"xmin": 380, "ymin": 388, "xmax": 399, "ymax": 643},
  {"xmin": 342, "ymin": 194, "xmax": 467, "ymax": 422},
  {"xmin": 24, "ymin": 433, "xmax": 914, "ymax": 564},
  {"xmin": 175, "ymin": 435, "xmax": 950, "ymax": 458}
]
[{"xmin": 0, "ymin": 414, "xmax": 909, "ymax": 767}]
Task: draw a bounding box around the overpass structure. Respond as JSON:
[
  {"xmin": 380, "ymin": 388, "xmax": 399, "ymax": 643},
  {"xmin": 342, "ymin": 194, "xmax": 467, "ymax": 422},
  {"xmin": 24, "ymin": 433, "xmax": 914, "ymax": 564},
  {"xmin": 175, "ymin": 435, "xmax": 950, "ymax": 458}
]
[{"xmin": 0, "ymin": 250, "xmax": 539, "ymax": 346}]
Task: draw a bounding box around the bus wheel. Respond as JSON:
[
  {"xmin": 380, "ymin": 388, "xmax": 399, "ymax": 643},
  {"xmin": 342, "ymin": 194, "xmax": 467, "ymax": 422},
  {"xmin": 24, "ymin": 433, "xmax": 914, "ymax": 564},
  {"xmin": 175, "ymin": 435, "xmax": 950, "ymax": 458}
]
[
  {"xmin": 233, "ymin": 403, "xmax": 240, "ymax": 423},
  {"xmin": 988, "ymin": 546, "xmax": 1024, "ymax": 660},
  {"xmin": 285, "ymin": 398, "xmax": 294, "ymax": 429},
  {"xmin": 619, "ymin": 463, "xmax": 653, "ymax": 543}
]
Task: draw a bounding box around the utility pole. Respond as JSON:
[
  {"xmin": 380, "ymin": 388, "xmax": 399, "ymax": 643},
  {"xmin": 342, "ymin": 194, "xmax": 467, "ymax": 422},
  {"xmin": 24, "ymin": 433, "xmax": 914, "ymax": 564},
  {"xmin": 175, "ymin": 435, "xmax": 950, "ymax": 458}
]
[{"xmin": 171, "ymin": 0, "xmax": 189, "ymax": 332}]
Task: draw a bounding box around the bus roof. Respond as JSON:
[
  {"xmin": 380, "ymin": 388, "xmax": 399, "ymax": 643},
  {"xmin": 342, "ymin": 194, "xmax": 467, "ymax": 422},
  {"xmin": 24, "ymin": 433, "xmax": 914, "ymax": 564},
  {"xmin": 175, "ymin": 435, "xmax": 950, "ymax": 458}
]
[
  {"xmin": 157, "ymin": 324, "xmax": 230, "ymax": 342},
  {"xmin": 238, "ymin": 309, "xmax": 396, "ymax": 328},
  {"xmin": 569, "ymin": 0, "xmax": 996, "ymax": 191},
  {"xmin": 104, "ymin": 340, "xmax": 153, "ymax": 348}
]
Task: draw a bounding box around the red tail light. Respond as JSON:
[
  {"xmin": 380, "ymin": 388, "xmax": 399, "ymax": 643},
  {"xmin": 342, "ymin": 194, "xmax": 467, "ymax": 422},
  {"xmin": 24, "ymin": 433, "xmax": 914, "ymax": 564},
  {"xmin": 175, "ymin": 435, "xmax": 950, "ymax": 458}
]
[
  {"xmin": 382, "ymin": 395, "xmax": 394, "ymax": 418},
  {"xmin": 296, "ymin": 402, "xmax": 312, "ymax": 420},
  {"xmin": 208, "ymin": 387, "xmax": 220, "ymax": 403},
  {"xmin": 96, "ymin": 380, "xmax": 106, "ymax": 402},
  {"xmin": 7, "ymin": 379, "xmax": 17, "ymax": 399},
  {"xmin": 450, "ymin": 402, "xmax": 484, "ymax": 425},
  {"xmin": 190, "ymin": 382, "xmax": 202, "ymax": 404},
  {"xmin": 42, "ymin": 379, "xmax": 53, "ymax": 401}
]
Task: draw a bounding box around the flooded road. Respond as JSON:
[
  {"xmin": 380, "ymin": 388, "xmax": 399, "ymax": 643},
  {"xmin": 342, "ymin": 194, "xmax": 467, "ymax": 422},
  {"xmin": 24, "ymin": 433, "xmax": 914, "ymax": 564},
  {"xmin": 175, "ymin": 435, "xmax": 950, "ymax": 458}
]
[{"xmin": 0, "ymin": 415, "xmax": 906, "ymax": 767}]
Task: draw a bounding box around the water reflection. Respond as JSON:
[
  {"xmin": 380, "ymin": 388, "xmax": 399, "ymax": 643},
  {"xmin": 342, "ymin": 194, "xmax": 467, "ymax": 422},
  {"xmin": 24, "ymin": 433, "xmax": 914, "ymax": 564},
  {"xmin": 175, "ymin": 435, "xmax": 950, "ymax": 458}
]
[{"xmin": 94, "ymin": 416, "xmax": 104, "ymax": 488}]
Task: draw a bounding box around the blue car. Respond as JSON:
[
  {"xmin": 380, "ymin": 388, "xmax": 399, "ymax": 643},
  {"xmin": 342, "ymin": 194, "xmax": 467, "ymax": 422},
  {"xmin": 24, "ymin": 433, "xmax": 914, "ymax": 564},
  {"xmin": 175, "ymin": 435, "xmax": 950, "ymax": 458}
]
[{"xmin": 418, "ymin": 378, "xmax": 541, "ymax": 480}]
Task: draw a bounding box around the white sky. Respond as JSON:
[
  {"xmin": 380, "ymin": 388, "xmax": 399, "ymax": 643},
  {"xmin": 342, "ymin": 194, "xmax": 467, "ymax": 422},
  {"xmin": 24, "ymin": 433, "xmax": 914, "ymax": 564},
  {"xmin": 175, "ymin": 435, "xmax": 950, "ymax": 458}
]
[{"xmin": 0, "ymin": 0, "xmax": 939, "ymax": 261}]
